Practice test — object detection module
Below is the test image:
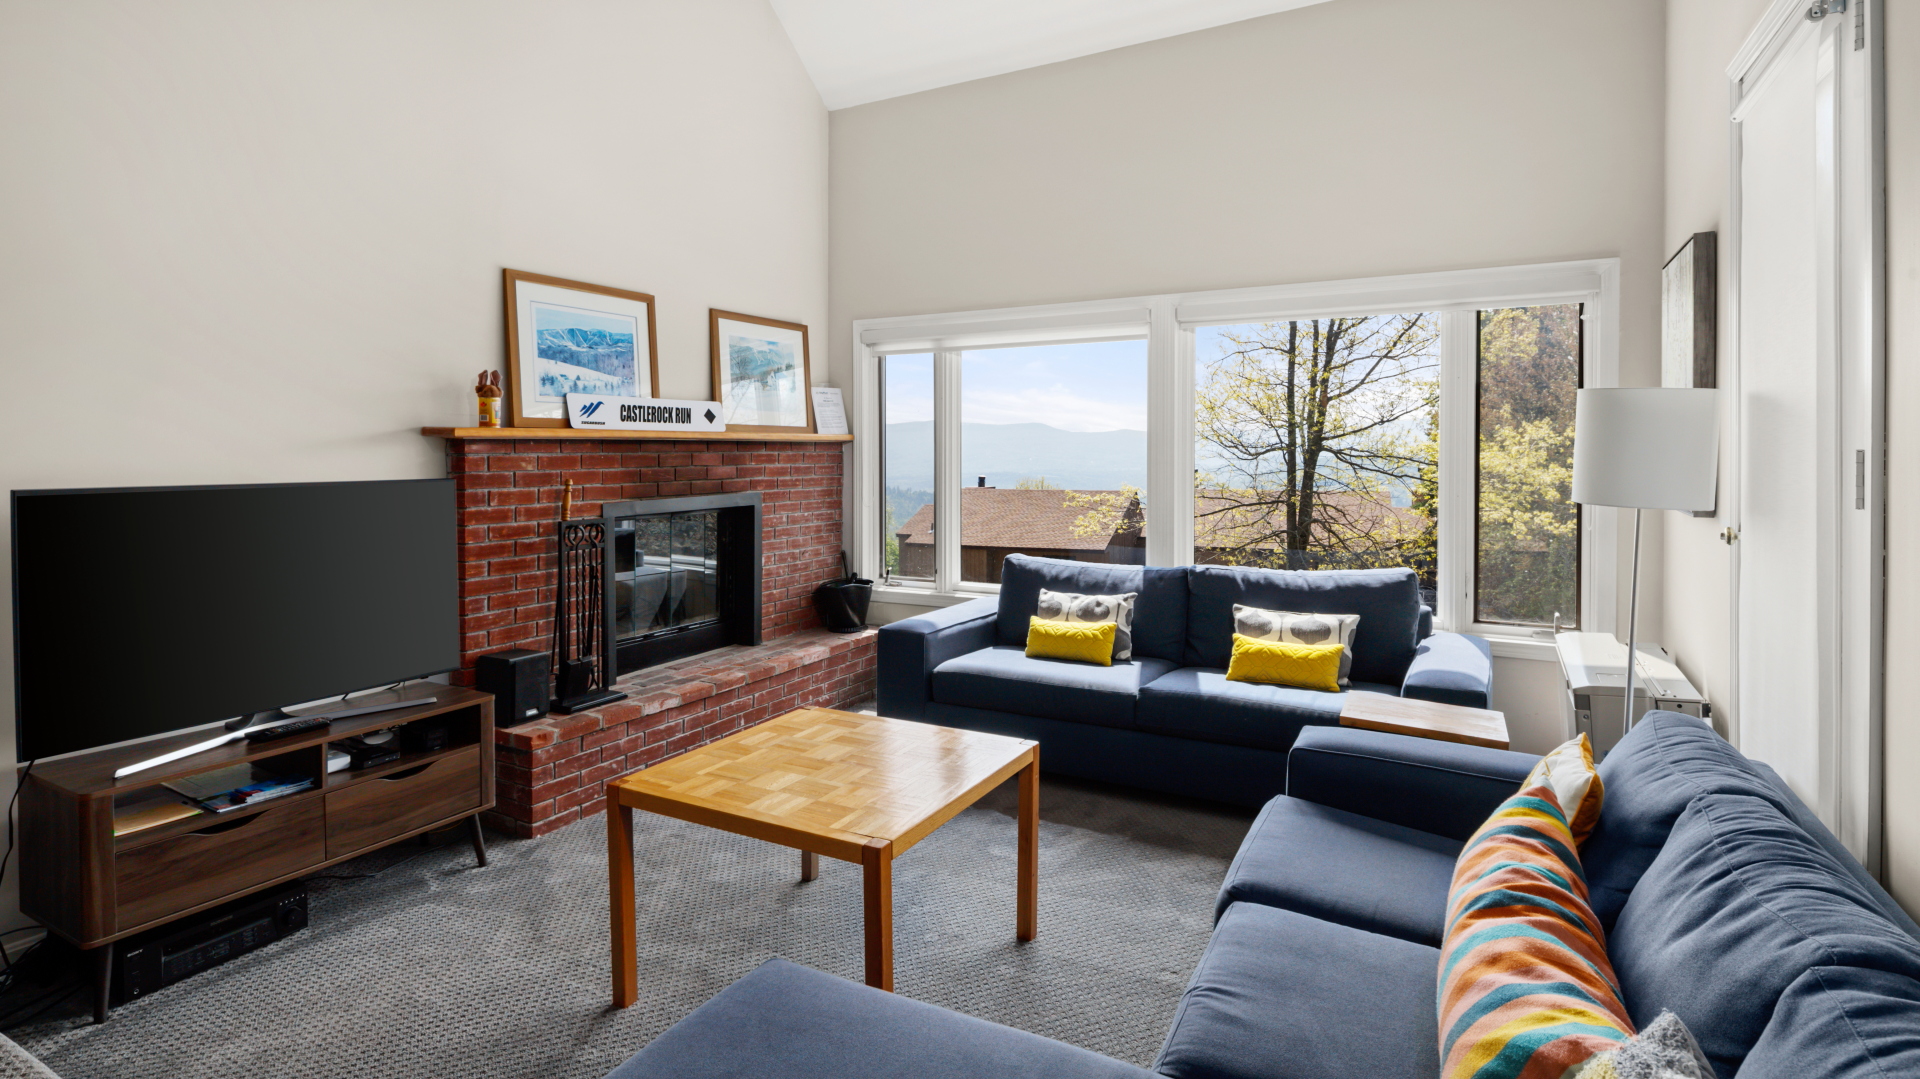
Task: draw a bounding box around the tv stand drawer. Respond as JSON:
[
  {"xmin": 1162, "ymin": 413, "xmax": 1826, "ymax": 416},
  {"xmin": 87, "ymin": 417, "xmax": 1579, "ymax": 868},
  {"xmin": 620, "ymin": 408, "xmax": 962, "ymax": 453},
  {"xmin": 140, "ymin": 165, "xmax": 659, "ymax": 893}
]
[
  {"xmin": 325, "ymin": 746, "xmax": 482, "ymax": 859},
  {"xmin": 115, "ymin": 798, "xmax": 324, "ymax": 931}
]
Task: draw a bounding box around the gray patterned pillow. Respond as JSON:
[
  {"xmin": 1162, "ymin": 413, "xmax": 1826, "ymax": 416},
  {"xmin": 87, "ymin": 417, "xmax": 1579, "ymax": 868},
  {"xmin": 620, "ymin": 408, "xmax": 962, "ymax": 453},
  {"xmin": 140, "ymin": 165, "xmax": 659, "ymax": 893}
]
[
  {"xmin": 1036, "ymin": 589, "xmax": 1137, "ymax": 661},
  {"xmin": 1232, "ymin": 605, "xmax": 1361, "ymax": 687}
]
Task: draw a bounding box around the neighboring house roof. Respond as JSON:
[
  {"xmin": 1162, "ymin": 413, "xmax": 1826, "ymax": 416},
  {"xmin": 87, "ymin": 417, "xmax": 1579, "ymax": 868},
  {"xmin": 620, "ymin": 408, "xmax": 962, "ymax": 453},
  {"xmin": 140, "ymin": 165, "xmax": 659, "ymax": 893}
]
[
  {"xmin": 896, "ymin": 488, "xmax": 1141, "ymax": 551},
  {"xmin": 1194, "ymin": 490, "xmax": 1424, "ymax": 552}
]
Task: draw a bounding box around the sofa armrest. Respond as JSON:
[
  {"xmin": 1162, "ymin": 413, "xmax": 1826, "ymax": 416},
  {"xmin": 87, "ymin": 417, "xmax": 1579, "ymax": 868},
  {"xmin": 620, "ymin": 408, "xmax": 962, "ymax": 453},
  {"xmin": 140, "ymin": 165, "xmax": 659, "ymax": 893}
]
[
  {"xmin": 1417, "ymin": 604, "xmax": 1434, "ymax": 640},
  {"xmin": 875, "ymin": 597, "xmax": 999, "ymax": 720},
  {"xmin": 1286, "ymin": 725, "xmax": 1539, "ymax": 842},
  {"xmin": 1399, "ymin": 631, "xmax": 1492, "ymax": 710}
]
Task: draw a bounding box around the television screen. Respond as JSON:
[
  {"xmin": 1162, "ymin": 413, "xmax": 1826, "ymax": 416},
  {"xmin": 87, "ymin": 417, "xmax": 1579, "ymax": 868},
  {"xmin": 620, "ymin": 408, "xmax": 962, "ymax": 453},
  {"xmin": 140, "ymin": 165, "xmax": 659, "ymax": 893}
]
[{"xmin": 12, "ymin": 479, "xmax": 459, "ymax": 762}]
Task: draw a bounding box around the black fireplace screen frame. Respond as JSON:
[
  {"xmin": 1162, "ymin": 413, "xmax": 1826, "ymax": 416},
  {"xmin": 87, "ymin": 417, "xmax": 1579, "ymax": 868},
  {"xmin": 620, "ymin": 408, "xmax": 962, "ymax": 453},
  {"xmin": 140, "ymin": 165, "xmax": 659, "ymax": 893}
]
[{"xmin": 597, "ymin": 491, "xmax": 762, "ymax": 675}]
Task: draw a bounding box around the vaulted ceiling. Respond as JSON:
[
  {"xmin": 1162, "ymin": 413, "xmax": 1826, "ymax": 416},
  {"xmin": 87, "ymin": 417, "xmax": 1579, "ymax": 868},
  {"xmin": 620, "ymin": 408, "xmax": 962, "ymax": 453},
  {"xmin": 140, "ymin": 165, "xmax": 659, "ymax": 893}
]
[{"xmin": 769, "ymin": 0, "xmax": 1337, "ymax": 110}]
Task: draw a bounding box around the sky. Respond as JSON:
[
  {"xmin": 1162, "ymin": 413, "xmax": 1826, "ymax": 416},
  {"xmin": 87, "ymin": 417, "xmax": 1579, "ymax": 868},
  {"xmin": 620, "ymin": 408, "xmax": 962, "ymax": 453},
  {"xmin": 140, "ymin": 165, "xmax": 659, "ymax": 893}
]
[
  {"xmin": 881, "ymin": 340, "xmax": 1149, "ymax": 431},
  {"xmin": 880, "ymin": 328, "xmax": 1339, "ymax": 432}
]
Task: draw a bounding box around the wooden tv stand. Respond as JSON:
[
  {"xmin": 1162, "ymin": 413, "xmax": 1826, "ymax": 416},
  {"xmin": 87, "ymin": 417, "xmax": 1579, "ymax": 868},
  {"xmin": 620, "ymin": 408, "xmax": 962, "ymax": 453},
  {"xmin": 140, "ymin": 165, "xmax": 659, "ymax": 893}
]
[{"xmin": 18, "ymin": 685, "xmax": 495, "ymax": 1022}]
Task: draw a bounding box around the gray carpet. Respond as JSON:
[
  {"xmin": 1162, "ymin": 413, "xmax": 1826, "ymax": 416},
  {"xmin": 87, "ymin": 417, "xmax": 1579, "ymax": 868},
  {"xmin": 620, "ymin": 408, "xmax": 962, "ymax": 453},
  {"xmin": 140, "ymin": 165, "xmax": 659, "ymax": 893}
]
[{"xmin": 11, "ymin": 776, "xmax": 1251, "ymax": 1078}]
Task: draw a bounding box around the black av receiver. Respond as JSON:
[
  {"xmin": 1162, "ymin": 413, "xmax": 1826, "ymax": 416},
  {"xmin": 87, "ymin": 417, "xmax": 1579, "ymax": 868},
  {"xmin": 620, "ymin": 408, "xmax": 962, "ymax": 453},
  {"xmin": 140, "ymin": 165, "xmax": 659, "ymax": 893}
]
[{"xmin": 111, "ymin": 882, "xmax": 308, "ymax": 1004}]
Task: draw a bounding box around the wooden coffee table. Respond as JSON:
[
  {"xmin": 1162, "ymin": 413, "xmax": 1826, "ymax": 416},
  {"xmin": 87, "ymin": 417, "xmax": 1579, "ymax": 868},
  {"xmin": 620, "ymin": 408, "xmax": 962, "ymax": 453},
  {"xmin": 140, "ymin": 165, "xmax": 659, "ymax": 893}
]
[
  {"xmin": 605, "ymin": 707, "xmax": 1038, "ymax": 1001},
  {"xmin": 1339, "ymin": 691, "xmax": 1510, "ymax": 750}
]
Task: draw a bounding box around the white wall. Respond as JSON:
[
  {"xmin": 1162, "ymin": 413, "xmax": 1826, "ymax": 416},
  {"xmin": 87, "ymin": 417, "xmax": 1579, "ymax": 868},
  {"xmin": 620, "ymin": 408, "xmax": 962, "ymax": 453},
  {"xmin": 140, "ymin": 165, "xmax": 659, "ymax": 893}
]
[
  {"xmin": 1881, "ymin": 2, "xmax": 1920, "ymax": 914},
  {"xmin": 829, "ymin": 0, "xmax": 1669, "ymax": 749},
  {"xmin": 1657, "ymin": 0, "xmax": 1773, "ymax": 769},
  {"xmin": 0, "ymin": 0, "xmax": 827, "ymax": 932},
  {"xmin": 1661, "ymin": 0, "xmax": 1918, "ymax": 916}
]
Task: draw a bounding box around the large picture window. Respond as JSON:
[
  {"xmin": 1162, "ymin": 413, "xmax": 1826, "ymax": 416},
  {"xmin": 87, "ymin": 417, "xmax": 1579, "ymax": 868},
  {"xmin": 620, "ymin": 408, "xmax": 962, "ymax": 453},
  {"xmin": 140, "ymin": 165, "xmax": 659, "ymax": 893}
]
[
  {"xmin": 1194, "ymin": 315, "xmax": 1439, "ymax": 598},
  {"xmin": 958, "ymin": 342, "xmax": 1147, "ymax": 584},
  {"xmin": 852, "ymin": 261, "xmax": 1618, "ymax": 641}
]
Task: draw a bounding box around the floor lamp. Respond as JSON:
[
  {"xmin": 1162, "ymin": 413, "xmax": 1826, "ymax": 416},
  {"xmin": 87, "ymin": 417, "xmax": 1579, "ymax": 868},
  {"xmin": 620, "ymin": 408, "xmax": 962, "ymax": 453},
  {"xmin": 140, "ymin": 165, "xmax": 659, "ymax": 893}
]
[{"xmin": 1571, "ymin": 388, "xmax": 1719, "ymax": 735}]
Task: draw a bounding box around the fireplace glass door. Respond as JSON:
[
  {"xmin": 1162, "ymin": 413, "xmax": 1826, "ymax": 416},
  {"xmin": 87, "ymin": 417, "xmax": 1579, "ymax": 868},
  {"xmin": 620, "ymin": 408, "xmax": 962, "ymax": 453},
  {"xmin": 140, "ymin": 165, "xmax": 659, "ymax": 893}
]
[
  {"xmin": 601, "ymin": 492, "xmax": 760, "ymax": 676},
  {"xmin": 614, "ymin": 510, "xmax": 720, "ymax": 643}
]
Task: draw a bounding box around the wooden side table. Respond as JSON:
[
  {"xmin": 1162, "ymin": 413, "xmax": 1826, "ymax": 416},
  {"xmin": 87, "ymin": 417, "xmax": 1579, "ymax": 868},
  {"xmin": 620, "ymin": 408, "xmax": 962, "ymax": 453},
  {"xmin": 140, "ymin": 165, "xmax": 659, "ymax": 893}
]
[
  {"xmin": 606, "ymin": 707, "xmax": 1038, "ymax": 1000},
  {"xmin": 1338, "ymin": 691, "xmax": 1510, "ymax": 750}
]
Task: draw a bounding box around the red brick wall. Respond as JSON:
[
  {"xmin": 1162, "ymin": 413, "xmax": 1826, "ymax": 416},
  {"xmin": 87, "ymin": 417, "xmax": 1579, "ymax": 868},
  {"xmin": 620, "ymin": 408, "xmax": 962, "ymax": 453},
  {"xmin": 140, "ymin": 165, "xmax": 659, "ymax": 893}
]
[{"xmin": 445, "ymin": 436, "xmax": 848, "ymax": 685}]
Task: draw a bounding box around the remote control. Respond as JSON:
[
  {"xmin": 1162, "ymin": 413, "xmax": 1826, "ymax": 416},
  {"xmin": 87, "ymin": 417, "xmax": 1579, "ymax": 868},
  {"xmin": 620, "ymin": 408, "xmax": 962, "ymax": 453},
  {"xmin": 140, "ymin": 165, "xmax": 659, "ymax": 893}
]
[{"xmin": 244, "ymin": 717, "xmax": 328, "ymax": 743}]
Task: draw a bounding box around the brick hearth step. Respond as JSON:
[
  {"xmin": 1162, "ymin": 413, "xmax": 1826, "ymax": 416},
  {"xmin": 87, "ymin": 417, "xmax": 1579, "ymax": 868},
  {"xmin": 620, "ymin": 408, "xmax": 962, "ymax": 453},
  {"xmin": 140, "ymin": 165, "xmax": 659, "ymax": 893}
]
[{"xmin": 485, "ymin": 628, "xmax": 878, "ymax": 837}]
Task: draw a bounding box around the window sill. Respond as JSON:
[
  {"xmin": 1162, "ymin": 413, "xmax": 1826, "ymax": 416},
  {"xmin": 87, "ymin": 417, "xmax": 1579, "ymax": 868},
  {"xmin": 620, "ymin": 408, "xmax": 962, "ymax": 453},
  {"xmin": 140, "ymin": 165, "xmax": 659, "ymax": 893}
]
[
  {"xmin": 1477, "ymin": 635, "xmax": 1558, "ymax": 662},
  {"xmin": 870, "ymin": 586, "xmax": 981, "ymax": 609}
]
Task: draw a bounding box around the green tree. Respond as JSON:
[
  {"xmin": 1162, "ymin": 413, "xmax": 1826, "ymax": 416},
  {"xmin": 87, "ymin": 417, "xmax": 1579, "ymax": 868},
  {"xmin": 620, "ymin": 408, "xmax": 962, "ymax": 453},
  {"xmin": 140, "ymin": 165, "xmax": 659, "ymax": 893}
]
[
  {"xmin": 1195, "ymin": 315, "xmax": 1438, "ymax": 572},
  {"xmin": 1473, "ymin": 305, "xmax": 1581, "ymax": 625}
]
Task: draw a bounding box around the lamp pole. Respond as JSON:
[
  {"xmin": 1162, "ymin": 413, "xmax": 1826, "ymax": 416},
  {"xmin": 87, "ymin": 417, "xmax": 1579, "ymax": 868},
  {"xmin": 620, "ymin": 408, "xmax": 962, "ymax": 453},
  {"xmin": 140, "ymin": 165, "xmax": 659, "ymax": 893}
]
[{"xmin": 1623, "ymin": 506, "xmax": 1642, "ymax": 734}]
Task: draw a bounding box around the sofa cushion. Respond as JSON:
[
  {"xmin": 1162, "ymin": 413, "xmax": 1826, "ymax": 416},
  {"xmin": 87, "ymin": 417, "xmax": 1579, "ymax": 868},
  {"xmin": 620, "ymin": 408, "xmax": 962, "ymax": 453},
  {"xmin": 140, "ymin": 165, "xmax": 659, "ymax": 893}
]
[
  {"xmin": 1744, "ymin": 758, "xmax": 1920, "ymax": 940},
  {"xmin": 604, "ymin": 958, "xmax": 1156, "ymax": 1079},
  {"xmin": 1186, "ymin": 566, "xmax": 1422, "ymax": 685},
  {"xmin": 1607, "ymin": 793, "xmax": 1920, "ymax": 1078},
  {"xmin": 1136, "ymin": 667, "xmax": 1392, "ymax": 753},
  {"xmin": 931, "ymin": 645, "xmax": 1176, "ymax": 729},
  {"xmin": 1582, "ymin": 711, "xmax": 1800, "ymax": 928},
  {"xmin": 1155, "ymin": 902, "xmax": 1441, "ymax": 1079},
  {"xmin": 996, "ymin": 554, "xmax": 1189, "ymax": 663},
  {"xmin": 1216, "ymin": 795, "xmax": 1461, "ymax": 945},
  {"xmin": 1738, "ymin": 966, "xmax": 1920, "ymax": 1079}
]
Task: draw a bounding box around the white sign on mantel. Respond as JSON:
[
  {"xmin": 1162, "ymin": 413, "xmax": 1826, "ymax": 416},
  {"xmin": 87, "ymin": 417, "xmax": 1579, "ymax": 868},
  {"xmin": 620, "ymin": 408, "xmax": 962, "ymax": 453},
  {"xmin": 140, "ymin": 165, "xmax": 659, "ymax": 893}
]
[
  {"xmin": 810, "ymin": 387, "xmax": 848, "ymax": 435},
  {"xmin": 565, "ymin": 393, "xmax": 726, "ymax": 433}
]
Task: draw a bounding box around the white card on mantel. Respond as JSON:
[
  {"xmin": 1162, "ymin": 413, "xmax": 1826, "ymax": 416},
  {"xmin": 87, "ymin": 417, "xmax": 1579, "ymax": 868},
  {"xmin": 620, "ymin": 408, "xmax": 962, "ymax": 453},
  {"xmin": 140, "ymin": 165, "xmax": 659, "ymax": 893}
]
[
  {"xmin": 811, "ymin": 387, "xmax": 848, "ymax": 435},
  {"xmin": 565, "ymin": 393, "xmax": 725, "ymax": 432}
]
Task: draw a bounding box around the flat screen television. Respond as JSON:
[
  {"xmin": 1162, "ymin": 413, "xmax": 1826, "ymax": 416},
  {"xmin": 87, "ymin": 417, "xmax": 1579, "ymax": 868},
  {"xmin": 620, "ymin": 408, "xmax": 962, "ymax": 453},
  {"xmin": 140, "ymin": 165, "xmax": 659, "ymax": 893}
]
[{"xmin": 11, "ymin": 479, "xmax": 459, "ymax": 762}]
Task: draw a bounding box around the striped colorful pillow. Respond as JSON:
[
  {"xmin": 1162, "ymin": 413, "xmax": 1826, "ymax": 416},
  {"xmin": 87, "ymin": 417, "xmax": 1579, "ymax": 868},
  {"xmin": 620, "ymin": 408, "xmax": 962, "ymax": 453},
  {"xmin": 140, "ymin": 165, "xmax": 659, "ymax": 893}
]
[{"xmin": 1438, "ymin": 742, "xmax": 1633, "ymax": 1079}]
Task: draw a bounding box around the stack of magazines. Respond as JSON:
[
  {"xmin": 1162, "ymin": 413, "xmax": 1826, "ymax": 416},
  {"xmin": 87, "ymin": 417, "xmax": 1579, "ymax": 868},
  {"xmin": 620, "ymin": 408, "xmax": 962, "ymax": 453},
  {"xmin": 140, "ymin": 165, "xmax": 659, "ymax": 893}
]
[{"xmin": 164, "ymin": 763, "xmax": 314, "ymax": 813}]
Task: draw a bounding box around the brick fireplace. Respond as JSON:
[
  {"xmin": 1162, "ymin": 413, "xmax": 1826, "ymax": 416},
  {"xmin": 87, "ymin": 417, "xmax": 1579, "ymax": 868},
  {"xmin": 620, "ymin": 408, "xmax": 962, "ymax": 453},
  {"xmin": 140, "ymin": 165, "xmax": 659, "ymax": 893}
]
[{"xmin": 439, "ymin": 434, "xmax": 878, "ymax": 836}]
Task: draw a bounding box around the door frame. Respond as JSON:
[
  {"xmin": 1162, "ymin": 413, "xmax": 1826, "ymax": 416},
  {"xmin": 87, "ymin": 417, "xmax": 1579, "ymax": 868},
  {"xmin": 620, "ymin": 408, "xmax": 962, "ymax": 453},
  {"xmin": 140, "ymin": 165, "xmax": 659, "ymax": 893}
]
[{"xmin": 1726, "ymin": 0, "xmax": 1885, "ymax": 868}]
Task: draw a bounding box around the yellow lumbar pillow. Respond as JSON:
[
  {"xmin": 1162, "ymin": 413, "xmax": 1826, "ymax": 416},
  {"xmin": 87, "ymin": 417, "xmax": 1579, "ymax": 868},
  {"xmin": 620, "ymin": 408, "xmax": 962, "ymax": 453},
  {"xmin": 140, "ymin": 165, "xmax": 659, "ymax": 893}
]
[
  {"xmin": 1025, "ymin": 616, "xmax": 1117, "ymax": 667},
  {"xmin": 1225, "ymin": 633, "xmax": 1344, "ymax": 692}
]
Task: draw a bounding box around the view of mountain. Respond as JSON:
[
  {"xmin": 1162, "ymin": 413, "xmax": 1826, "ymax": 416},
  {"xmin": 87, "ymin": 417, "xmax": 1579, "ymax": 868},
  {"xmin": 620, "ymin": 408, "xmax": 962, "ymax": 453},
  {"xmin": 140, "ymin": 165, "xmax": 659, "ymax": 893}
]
[
  {"xmin": 883, "ymin": 421, "xmax": 1148, "ymax": 492},
  {"xmin": 536, "ymin": 327, "xmax": 634, "ymax": 377}
]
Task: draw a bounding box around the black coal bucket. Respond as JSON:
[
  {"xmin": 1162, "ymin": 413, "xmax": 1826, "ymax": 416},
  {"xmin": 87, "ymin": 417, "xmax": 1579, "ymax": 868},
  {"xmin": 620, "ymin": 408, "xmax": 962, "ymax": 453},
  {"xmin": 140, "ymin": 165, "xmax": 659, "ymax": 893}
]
[{"xmin": 814, "ymin": 554, "xmax": 873, "ymax": 632}]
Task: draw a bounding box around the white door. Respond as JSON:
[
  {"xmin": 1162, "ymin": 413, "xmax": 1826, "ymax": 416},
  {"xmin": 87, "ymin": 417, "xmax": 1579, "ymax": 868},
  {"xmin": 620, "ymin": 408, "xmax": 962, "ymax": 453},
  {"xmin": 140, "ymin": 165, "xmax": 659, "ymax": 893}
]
[{"xmin": 1730, "ymin": 1, "xmax": 1881, "ymax": 862}]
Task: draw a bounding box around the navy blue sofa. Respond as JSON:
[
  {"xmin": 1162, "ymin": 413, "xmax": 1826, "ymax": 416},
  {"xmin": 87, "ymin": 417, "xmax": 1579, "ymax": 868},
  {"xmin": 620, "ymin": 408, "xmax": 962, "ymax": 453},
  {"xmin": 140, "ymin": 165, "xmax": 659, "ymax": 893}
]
[
  {"xmin": 875, "ymin": 554, "xmax": 1493, "ymax": 807},
  {"xmin": 605, "ymin": 712, "xmax": 1920, "ymax": 1079}
]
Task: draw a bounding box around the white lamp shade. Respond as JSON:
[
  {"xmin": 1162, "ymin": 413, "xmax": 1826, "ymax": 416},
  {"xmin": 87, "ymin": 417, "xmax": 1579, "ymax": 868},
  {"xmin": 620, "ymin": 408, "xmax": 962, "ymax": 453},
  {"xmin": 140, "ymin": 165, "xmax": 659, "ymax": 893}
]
[{"xmin": 1572, "ymin": 388, "xmax": 1720, "ymax": 511}]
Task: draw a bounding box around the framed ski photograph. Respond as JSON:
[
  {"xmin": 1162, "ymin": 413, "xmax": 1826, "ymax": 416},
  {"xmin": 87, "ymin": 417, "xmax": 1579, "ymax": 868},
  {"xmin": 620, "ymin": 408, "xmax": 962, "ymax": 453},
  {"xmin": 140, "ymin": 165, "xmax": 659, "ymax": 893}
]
[{"xmin": 504, "ymin": 269, "xmax": 660, "ymax": 428}]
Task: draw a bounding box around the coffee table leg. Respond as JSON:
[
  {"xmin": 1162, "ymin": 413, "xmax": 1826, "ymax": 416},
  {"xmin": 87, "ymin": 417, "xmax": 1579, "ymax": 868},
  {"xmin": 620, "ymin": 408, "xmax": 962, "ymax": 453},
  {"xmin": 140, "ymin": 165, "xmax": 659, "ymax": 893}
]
[
  {"xmin": 608, "ymin": 796, "xmax": 638, "ymax": 1008},
  {"xmin": 861, "ymin": 838, "xmax": 894, "ymax": 991},
  {"xmin": 800, "ymin": 850, "xmax": 818, "ymax": 882},
  {"xmin": 1017, "ymin": 752, "xmax": 1038, "ymax": 942}
]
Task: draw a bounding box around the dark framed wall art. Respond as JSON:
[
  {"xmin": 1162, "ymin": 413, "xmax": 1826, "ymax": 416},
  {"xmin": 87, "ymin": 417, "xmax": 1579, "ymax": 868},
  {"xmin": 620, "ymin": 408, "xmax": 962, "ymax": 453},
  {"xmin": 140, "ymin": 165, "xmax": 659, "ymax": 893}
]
[{"xmin": 1661, "ymin": 231, "xmax": 1717, "ymax": 389}]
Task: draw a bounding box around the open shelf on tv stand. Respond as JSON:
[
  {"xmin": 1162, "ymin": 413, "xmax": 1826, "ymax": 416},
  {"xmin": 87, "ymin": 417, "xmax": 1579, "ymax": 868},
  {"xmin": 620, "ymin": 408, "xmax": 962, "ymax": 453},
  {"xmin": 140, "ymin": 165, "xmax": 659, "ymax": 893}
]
[{"xmin": 18, "ymin": 684, "xmax": 496, "ymax": 1023}]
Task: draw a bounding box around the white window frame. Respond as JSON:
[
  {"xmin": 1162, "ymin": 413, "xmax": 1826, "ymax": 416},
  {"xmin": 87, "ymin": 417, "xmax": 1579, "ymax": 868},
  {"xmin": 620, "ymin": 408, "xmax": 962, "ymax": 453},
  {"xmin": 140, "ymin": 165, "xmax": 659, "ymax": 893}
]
[{"xmin": 850, "ymin": 259, "xmax": 1621, "ymax": 651}]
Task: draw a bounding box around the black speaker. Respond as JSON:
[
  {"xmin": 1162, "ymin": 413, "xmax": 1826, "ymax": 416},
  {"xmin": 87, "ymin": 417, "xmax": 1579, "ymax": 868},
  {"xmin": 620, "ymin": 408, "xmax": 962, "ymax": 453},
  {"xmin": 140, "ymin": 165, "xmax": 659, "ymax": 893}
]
[{"xmin": 475, "ymin": 648, "xmax": 551, "ymax": 726}]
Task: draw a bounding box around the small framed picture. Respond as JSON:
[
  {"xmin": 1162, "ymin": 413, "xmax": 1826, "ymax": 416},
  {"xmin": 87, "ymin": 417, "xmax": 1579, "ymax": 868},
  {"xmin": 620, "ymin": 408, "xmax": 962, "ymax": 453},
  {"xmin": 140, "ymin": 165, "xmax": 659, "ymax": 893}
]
[
  {"xmin": 504, "ymin": 269, "xmax": 660, "ymax": 428},
  {"xmin": 709, "ymin": 310, "xmax": 814, "ymax": 433}
]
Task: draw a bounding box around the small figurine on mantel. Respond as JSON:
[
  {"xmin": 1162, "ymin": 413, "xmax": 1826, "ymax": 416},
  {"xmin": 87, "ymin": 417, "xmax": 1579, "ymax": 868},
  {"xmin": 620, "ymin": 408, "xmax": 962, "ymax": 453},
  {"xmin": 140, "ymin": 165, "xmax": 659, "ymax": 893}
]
[{"xmin": 475, "ymin": 371, "xmax": 502, "ymax": 427}]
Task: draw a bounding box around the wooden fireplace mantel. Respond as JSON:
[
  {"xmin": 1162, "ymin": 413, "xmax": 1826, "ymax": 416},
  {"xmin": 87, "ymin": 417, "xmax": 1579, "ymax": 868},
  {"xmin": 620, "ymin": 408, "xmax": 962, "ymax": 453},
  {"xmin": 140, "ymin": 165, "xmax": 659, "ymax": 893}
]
[{"xmin": 422, "ymin": 427, "xmax": 852, "ymax": 443}]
